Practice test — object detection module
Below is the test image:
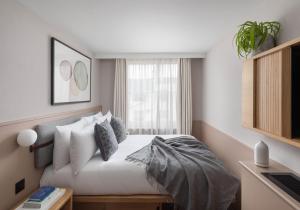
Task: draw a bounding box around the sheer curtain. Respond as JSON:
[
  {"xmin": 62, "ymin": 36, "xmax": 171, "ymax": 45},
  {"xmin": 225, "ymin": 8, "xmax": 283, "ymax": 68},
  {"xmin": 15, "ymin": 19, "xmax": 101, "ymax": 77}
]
[{"xmin": 126, "ymin": 59, "xmax": 179, "ymax": 134}]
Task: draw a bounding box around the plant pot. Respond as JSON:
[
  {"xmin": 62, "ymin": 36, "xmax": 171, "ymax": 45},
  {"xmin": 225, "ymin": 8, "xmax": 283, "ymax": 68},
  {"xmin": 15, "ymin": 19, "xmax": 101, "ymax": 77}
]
[{"xmin": 251, "ymin": 35, "xmax": 276, "ymax": 57}]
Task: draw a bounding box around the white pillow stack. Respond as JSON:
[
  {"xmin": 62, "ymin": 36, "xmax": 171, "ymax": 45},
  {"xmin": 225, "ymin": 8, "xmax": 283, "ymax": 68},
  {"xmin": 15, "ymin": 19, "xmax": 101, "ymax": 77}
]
[
  {"xmin": 94, "ymin": 112, "xmax": 105, "ymax": 121},
  {"xmin": 81, "ymin": 111, "xmax": 103, "ymax": 125},
  {"xmin": 53, "ymin": 110, "xmax": 113, "ymax": 174},
  {"xmin": 97, "ymin": 110, "xmax": 112, "ymax": 123},
  {"xmin": 70, "ymin": 124, "xmax": 97, "ymax": 175},
  {"xmin": 53, "ymin": 119, "xmax": 86, "ymax": 170}
]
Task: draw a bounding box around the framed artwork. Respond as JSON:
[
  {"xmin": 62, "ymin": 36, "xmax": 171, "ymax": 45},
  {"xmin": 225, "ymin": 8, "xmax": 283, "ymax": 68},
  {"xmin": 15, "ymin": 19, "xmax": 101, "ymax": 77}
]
[{"xmin": 51, "ymin": 37, "xmax": 91, "ymax": 105}]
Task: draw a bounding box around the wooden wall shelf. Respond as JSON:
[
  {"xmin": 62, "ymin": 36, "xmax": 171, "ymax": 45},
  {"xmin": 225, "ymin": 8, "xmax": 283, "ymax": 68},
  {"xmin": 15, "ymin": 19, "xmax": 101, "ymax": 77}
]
[
  {"xmin": 249, "ymin": 127, "xmax": 300, "ymax": 149},
  {"xmin": 252, "ymin": 36, "xmax": 300, "ymax": 59},
  {"xmin": 242, "ymin": 36, "xmax": 300, "ymax": 149}
]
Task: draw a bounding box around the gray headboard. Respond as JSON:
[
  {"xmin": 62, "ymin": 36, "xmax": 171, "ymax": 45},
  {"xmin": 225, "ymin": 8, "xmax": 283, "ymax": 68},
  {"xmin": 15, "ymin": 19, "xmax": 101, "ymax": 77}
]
[{"xmin": 34, "ymin": 112, "xmax": 97, "ymax": 168}]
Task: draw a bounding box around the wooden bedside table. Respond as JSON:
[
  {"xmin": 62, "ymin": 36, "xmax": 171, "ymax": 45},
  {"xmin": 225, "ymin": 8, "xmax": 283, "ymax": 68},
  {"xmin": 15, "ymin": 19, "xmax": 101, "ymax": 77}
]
[{"xmin": 13, "ymin": 188, "xmax": 73, "ymax": 210}]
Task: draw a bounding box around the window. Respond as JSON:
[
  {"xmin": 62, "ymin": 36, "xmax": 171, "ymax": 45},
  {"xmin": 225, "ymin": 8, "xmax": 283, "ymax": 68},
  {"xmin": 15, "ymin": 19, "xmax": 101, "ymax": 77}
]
[{"xmin": 127, "ymin": 59, "xmax": 179, "ymax": 134}]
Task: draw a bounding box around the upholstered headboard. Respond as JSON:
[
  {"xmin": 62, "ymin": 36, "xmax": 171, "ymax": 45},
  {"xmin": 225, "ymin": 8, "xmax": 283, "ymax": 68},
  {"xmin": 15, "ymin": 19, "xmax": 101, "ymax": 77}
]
[{"xmin": 34, "ymin": 112, "xmax": 98, "ymax": 168}]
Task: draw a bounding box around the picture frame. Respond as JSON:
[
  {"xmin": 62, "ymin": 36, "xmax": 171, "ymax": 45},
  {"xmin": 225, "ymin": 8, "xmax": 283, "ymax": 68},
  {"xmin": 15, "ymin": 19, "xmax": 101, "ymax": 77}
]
[{"xmin": 51, "ymin": 37, "xmax": 92, "ymax": 105}]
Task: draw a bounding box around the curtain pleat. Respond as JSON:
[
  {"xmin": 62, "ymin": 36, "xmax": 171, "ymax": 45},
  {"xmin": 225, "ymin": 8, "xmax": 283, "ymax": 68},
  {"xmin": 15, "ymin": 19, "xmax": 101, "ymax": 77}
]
[
  {"xmin": 113, "ymin": 59, "xmax": 127, "ymax": 125},
  {"xmin": 177, "ymin": 58, "xmax": 193, "ymax": 135}
]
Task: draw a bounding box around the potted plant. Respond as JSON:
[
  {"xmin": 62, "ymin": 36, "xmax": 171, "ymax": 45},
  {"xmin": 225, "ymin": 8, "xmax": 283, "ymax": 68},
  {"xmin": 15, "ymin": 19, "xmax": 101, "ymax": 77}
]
[{"xmin": 235, "ymin": 21, "xmax": 280, "ymax": 58}]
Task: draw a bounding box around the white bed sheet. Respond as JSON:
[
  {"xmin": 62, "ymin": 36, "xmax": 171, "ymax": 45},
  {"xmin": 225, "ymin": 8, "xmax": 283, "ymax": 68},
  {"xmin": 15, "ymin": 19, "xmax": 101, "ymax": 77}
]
[{"xmin": 40, "ymin": 135, "xmax": 180, "ymax": 195}]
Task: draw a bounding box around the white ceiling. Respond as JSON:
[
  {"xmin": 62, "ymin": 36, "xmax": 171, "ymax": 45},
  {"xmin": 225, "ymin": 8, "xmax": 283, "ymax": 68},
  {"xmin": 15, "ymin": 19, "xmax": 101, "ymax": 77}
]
[{"xmin": 17, "ymin": 0, "xmax": 289, "ymax": 57}]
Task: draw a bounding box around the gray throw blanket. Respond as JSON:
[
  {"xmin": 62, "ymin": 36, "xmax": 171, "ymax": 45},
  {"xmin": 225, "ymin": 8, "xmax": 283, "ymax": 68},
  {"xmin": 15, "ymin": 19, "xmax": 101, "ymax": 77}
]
[{"xmin": 126, "ymin": 136, "xmax": 239, "ymax": 210}]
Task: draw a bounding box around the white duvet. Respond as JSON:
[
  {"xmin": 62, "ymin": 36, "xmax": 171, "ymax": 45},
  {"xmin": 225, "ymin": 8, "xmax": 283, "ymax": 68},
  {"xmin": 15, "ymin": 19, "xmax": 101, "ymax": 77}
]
[{"xmin": 40, "ymin": 135, "xmax": 179, "ymax": 195}]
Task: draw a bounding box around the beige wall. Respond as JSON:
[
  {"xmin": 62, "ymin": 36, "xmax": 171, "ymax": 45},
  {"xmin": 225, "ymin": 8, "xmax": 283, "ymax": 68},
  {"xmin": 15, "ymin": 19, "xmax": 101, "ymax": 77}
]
[
  {"xmin": 200, "ymin": 1, "xmax": 300, "ymax": 173},
  {"xmin": 192, "ymin": 121, "xmax": 253, "ymax": 210},
  {"xmin": 0, "ymin": 0, "xmax": 102, "ymax": 123}
]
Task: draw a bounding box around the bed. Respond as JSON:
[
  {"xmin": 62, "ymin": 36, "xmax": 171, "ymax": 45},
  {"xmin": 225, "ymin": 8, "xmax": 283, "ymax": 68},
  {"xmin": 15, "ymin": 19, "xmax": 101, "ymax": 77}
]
[
  {"xmin": 34, "ymin": 112, "xmax": 175, "ymax": 209},
  {"xmin": 40, "ymin": 135, "xmax": 178, "ymax": 195},
  {"xmin": 34, "ymin": 109, "xmax": 238, "ymax": 210}
]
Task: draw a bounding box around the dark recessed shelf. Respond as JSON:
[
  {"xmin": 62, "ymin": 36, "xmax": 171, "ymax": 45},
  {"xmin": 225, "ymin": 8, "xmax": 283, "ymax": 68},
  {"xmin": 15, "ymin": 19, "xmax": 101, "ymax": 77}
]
[
  {"xmin": 292, "ymin": 46, "xmax": 300, "ymax": 138},
  {"xmin": 262, "ymin": 172, "xmax": 300, "ymax": 202}
]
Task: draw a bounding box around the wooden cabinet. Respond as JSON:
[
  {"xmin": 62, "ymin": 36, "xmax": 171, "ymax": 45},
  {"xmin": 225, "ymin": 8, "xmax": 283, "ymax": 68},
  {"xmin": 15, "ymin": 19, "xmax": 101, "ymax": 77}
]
[
  {"xmin": 255, "ymin": 48, "xmax": 291, "ymax": 138},
  {"xmin": 242, "ymin": 48, "xmax": 291, "ymax": 138},
  {"xmin": 242, "ymin": 59, "xmax": 255, "ymax": 128},
  {"xmin": 240, "ymin": 161, "xmax": 299, "ymax": 210},
  {"xmin": 242, "ymin": 38, "xmax": 300, "ymax": 148}
]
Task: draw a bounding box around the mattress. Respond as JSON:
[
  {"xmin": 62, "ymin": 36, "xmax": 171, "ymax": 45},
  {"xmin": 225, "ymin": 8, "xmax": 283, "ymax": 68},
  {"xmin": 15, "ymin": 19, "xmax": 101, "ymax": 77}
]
[{"xmin": 40, "ymin": 135, "xmax": 179, "ymax": 195}]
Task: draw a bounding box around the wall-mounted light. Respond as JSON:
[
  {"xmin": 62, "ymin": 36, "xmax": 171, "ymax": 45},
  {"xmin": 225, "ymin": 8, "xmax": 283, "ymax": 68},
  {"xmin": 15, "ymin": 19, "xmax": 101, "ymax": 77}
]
[
  {"xmin": 17, "ymin": 129, "xmax": 37, "ymax": 148},
  {"xmin": 17, "ymin": 129, "xmax": 53, "ymax": 152}
]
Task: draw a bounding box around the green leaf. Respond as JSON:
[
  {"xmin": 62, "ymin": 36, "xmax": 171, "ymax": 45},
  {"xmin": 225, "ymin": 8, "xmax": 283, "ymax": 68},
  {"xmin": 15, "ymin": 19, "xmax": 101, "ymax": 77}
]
[{"xmin": 234, "ymin": 20, "xmax": 280, "ymax": 58}]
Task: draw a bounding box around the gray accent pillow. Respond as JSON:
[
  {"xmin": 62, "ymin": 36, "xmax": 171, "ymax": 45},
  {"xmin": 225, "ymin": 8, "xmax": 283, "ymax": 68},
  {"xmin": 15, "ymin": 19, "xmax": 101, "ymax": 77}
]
[
  {"xmin": 94, "ymin": 120, "xmax": 118, "ymax": 161},
  {"xmin": 110, "ymin": 117, "xmax": 127, "ymax": 143},
  {"xmin": 35, "ymin": 116, "xmax": 80, "ymax": 168}
]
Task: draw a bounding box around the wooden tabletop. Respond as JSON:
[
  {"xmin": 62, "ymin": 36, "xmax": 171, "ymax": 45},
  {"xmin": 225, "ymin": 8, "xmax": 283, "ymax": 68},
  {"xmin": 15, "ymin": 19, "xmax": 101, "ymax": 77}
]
[
  {"xmin": 12, "ymin": 188, "xmax": 73, "ymax": 210},
  {"xmin": 49, "ymin": 188, "xmax": 73, "ymax": 210}
]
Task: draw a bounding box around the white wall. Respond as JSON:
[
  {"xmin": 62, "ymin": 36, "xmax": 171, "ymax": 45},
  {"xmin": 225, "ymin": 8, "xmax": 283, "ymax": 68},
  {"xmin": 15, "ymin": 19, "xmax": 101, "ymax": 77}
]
[
  {"xmin": 201, "ymin": 0, "xmax": 300, "ymax": 172},
  {"xmin": 0, "ymin": 0, "xmax": 101, "ymax": 123}
]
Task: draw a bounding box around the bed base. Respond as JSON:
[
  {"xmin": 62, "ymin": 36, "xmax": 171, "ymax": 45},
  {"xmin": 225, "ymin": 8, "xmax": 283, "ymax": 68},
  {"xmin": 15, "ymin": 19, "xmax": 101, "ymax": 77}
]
[
  {"xmin": 73, "ymin": 194, "xmax": 174, "ymax": 203},
  {"xmin": 73, "ymin": 194, "xmax": 175, "ymax": 210}
]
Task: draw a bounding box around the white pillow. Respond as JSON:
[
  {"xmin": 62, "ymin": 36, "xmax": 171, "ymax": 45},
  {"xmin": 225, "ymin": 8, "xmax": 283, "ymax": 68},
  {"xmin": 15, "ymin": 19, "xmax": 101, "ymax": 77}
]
[
  {"xmin": 95, "ymin": 111, "xmax": 112, "ymax": 124},
  {"xmin": 53, "ymin": 119, "xmax": 86, "ymax": 170},
  {"xmin": 81, "ymin": 112, "xmax": 103, "ymax": 125},
  {"xmin": 70, "ymin": 124, "xmax": 97, "ymax": 175},
  {"xmin": 102, "ymin": 110, "xmax": 112, "ymax": 122},
  {"xmin": 94, "ymin": 112, "xmax": 104, "ymax": 120}
]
